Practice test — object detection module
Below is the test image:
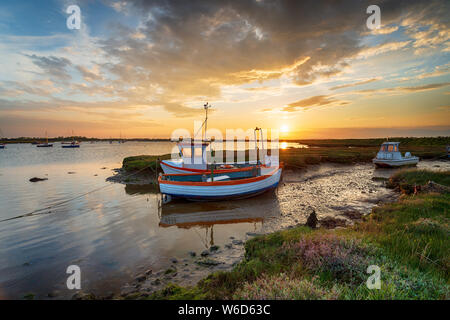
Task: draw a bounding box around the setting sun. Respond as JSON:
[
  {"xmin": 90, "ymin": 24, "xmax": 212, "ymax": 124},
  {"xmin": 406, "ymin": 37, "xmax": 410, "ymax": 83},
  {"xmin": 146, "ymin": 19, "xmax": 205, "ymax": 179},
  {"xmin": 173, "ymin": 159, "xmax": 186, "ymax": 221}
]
[{"xmin": 280, "ymin": 125, "xmax": 289, "ymax": 133}]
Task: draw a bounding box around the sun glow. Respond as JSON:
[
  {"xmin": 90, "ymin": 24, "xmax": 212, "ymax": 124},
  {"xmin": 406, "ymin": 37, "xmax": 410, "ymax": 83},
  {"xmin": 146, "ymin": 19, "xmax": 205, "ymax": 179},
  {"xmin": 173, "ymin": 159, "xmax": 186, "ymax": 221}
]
[
  {"xmin": 280, "ymin": 141, "xmax": 288, "ymax": 149},
  {"xmin": 280, "ymin": 125, "xmax": 289, "ymax": 133}
]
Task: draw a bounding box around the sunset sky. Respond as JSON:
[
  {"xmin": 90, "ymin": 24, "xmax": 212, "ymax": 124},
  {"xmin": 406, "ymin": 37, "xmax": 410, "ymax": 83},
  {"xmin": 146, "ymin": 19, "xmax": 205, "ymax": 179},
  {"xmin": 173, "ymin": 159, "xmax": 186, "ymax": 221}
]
[{"xmin": 0, "ymin": 0, "xmax": 449, "ymax": 139}]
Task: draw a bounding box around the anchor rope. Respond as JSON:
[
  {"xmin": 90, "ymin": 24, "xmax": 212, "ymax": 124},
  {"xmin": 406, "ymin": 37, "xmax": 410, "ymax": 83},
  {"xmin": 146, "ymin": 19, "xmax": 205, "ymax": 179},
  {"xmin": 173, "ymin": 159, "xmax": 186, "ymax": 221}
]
[{"xmin": 0, "ymin": 163, "xmax": 159, "ymax": 223}]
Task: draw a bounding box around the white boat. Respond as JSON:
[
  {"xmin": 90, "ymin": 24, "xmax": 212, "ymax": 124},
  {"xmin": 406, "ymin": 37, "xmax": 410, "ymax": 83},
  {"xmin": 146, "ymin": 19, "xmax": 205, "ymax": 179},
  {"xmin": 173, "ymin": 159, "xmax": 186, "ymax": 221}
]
[
  {"xmin": 372, "ymin": 142, "xmax": 419, "ymax": 168},
  {"xmin": 159, "ymin": 165, "xmax": 283, "ymax": 201},
  {"xmin": 161, "ymin": 103, "xmax": 278, "ymax": 174}
]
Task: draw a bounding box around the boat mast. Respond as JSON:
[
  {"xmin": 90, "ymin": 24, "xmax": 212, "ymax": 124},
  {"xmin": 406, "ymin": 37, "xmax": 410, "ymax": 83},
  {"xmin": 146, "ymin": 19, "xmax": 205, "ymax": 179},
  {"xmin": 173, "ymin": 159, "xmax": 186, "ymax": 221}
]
[{"xmin": 203, "ymin": 102, "xmax": 211, "ymax": 142}]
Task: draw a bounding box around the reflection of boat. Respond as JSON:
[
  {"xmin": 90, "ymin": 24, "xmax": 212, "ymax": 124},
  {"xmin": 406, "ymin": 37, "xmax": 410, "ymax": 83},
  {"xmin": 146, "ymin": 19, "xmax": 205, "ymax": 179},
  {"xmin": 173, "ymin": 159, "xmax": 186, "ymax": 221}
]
[
  {"xmin": 159, "ymin": 193, "xmax": 279, "ymax": 228},
  {"xmin": 37, "ymin": 131, "xmax": 53, "ymax": 147},
  {"xmin": 372, "ymin": 142, "xmax": 419, "ymax": 168},
  {"xmin": 159, "ymin": 165, "xmax": 283, "ymax": 201}
]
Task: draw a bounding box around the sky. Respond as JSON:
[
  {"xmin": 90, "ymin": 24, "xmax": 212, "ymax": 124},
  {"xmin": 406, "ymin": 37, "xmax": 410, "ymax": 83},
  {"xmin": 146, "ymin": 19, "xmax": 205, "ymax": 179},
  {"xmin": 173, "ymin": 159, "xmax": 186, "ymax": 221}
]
[{"xmin": 0, "ymin": 0, "xmax": 449, "ymax": 139}]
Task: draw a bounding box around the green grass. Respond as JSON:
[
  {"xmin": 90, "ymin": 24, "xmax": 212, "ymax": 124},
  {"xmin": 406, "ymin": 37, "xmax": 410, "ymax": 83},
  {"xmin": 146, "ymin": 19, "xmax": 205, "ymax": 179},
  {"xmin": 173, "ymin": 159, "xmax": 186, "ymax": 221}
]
[
  {"xmin": 144, "ymin": 170, "xmax": 449, "ymax": 300},
  {"xmin": 122, "ymin": 154, "xmax": 171, "ymax": 172},
  {"xmin": 390, "ymin": 169, "xmax": 450, "ymax": 188}
]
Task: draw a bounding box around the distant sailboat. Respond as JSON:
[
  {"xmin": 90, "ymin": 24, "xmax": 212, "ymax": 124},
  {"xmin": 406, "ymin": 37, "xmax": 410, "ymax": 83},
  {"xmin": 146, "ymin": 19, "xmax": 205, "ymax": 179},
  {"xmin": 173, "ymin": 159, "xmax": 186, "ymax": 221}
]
[
  {"xmin": 62, "ymin": 130, "xmax": 80, "ymax": 148},
  {"xmin": 37, "ymin": 131, "xmax": 53, "ymax": 147}
]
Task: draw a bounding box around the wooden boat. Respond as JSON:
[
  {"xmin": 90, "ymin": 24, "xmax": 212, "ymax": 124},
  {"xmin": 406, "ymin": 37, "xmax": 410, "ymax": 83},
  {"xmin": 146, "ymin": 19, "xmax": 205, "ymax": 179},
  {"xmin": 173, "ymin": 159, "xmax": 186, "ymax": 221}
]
[
  {"xmin": 372, "ymin": 142, "xmax": 419, "ymax": 168},
  {"xmin": 160, "ymin": 103, "xmax": 278, "ymax": 174},
  {"xmin": 159, "ymin": 164, "xmax": 283, "ymax": 201}
]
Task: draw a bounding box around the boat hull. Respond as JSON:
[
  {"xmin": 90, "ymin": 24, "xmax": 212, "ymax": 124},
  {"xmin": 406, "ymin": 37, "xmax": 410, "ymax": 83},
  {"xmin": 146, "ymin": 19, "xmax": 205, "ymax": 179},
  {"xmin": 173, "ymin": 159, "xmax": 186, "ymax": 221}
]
[
  {"xmin": 160, "ymin": 160, "xmax": 261, "ymax": 175},
  {"xmin": 0, "ymin": 145, "xmax": 5, "ymax": 149},
  {"xmin": 62, "ymin": 145, "xmax": 80, "ymax": 148},
  {"xmin": 159, "ymin": 167, "xmax": 282, "ymax": 201},
  {"xmin": 372, "ymin": 158, "xmax": 419, "ymax": 168},
  {"xmin": 36, "ymin": 144, "xmax": 53, "ymax": 147}
]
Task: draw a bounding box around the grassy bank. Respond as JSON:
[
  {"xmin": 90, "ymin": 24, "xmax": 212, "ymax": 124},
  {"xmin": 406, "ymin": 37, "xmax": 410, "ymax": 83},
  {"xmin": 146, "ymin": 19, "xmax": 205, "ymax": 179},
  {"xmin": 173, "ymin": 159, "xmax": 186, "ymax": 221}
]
[{"xmin": 144, "ymin": 169, "xmax": 449, "ymax": 300}]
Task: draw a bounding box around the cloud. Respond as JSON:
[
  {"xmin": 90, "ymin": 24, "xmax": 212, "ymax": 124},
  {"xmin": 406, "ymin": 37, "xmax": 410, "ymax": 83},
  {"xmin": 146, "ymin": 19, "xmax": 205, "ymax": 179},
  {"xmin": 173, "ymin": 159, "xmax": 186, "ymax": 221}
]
[
  {"xmin": 330, "ymin": 78, "xmax": 380, "ymax": 90},
  {"xmin": 282, "ymin": 95, "xmax": 349, "ymax": 112},
  {"xmin": 26, "ymin": 54, "xmax": 73, "ymax": 81},
  {"xmin": 355, "ymin": 82, "xmax": 450, "ymax": 95}
]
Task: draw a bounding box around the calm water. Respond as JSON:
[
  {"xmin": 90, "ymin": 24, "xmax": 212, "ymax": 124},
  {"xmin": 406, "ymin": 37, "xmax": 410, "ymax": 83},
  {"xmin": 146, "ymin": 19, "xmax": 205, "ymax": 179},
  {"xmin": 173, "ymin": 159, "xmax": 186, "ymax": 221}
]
[{"xmin": 0, "ymin": 141, "xmax": 277, "ymax": 299}]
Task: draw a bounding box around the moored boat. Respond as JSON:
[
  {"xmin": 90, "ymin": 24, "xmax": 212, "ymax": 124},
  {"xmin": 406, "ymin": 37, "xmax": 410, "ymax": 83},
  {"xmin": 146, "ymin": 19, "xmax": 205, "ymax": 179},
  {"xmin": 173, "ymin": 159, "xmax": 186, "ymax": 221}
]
[
  {"xmin": 36, "ymin": 131, "xmax": 53, "ymax": 147},
  {"xmin": 62, "ymin": 141, "xmax": 80, "ymax": 148},
  {"xmin": 158, "ymin": 164, "xmax": 283, "ymax": 201},
  {"xmin": 372, "ymin": 142, "xmax": 419, "ymax": 168},
  {"xmin": 0, "ymin": 144, "xmax": 5, "ymax": 149}
]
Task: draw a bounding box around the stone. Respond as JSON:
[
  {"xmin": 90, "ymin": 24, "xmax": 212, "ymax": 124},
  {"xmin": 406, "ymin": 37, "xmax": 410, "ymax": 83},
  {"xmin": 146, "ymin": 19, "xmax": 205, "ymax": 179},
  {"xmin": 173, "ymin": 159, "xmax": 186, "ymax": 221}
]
[
  {"xmin": 225, "ymin": 243, "xmax": 232, "ymax": 249},
  {"xmin": 201, "ymin": 250, "xmax": 210, "ymax": 257},
  {"xmin": 135, "ymin": 275, "xmax": 146, "ymax": 282},
  {"xmin": 29, "ymin": 177, "xmax": 48, "ymax": 182},
  {"xmin": 196, "ymin": 258, "xmax": 221, "ymax": 266},
  {"xmin": 320, "ymin": 216, "xmax": 348, "ymax": 229},
  {"xmin": 188, "ymin": 251, "xmax": 196, "ymax": 257},
  {"xmin": 171, "ymin": 258, "xmax": 178, "ymax": 263},
  {"xmin": 231, "ymin": 239, "xmax": 243, "ymax": 245},
  {"xmin": 209, "ymin": 245, "xmax": 220, "ymax": 252},
  {"xmin": 304, "ymin": 208, "xmax": 318, "ymax": 229}
]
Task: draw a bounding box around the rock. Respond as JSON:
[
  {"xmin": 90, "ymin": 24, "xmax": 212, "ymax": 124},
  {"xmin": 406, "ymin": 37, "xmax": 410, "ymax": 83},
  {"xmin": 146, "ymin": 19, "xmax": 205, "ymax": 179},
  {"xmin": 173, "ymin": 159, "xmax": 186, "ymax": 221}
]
[
  {"xmin": 196, "ymin": 258, "xmax": 221, "ymax": 266},
  {"xmin": 209, "ymin": 245, "xmax": 220, "ymax": 252},
  {"xmin": 72, "ymin": 291, "xmax": 96, "ymax": 300},
  {"xmin": 47, "ymin": 290, "xmax": 59, "ymax": 298},
  {"xmin": 229, "ymin": 236, "xmax": 235, "ymax": 239},
  {"xmin": 319, "ymin": 216, "xmax": 348, "ymax": 229},
  {"xmin": 201, "ymin": 250, "xmax": 210, "ymax": 257},
  {"xmin": 232, "ymin": 239, "xmax": 243, "ymax": 245},
  {"xmin": 135, "ymin": 274, "xmax": 146, "ymax": 282},
  {"xmin": 225, "ymin": 243, "xmax": 232, "ymax": 249},
  {"xmin": 246, "ymin": 232, "xmax": 261, "ymax": 237},
  {"xmin": 145, "ymin": 269, "xmax": 152, "ymax": 276},
  {"xmin": 422, "ymin": 181, "xmax": 450, "ymax": 194},
  {"xmin": 304, "ymin": 208, "xmax": 318, "ymax": 229},
  {"xmin": 171, "ymin": 258, "xmax": 178, "ymax": 263},
  {"xmin": 342, "ymin": 210, "xmax": 363, "ymax": 220},
  {"xmin": 29, "ymin": 177, "xmax": 48, "ymax": 182},
  {"xmin": 151, "ymin": 279, "xmax": 161, "ymax": 285},
  {"xmin": 67, "ymin": 172, "xmax": 76, "ymax": 174}
]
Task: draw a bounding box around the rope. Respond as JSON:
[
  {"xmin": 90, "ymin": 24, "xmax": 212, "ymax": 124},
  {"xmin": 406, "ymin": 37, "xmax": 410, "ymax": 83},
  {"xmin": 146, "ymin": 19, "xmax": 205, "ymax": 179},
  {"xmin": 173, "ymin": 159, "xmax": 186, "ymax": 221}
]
[{"xmin": 0, "ymin": 164, "xmax": 158, "ymax": 223}]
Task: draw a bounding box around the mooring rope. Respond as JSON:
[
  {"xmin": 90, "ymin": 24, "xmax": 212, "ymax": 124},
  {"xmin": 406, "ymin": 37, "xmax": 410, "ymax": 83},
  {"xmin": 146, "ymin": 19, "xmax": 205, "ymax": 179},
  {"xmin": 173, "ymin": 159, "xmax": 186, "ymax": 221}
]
[{"xmin": 0, "ymin": 164, "xmax": 158, "ymax": 223}]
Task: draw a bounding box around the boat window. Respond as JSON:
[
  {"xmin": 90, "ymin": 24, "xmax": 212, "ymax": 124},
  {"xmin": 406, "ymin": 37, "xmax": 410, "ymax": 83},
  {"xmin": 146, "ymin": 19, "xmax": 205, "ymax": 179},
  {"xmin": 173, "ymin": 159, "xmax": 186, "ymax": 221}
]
[
  {"xmin": 182, "ymin": 148, "xmax": 192, "ymax": 158},
  {"xmin": 380, "ymin": 145, "xmax": 387, "ymax": 152},
  {"xmin": 194, "ymin": 147, "xmax": 203, "ymax": 157},
  {"xmin": 394, "ymin": 145, "xmax": 398, "ymax": 152},
  {"xmin": 388, "ymin": 145, "xmax": 394, "ymax": 152}
]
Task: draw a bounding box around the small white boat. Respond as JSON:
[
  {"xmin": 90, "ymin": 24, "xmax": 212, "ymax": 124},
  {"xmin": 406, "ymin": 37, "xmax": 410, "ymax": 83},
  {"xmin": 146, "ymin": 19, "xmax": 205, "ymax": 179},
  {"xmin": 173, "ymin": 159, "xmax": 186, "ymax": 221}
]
[
  {"xmin": 372, "ymin": 142, "xmax": 419, "ymax": 168},
  {"xmin": 159, "ymin": 165, "xmax": 283, "ymax": 201}
]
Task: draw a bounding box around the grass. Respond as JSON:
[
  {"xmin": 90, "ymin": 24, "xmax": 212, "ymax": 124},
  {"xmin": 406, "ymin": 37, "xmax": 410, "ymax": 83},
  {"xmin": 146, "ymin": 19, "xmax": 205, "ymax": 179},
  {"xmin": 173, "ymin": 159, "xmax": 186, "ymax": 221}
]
[
  {"xmin": 122, "ymin": 154, "xmax": 171, "ymax": 172},
  {"xmin": 144, "ymin": 170, "xmax": 449, "ymax": 300}
]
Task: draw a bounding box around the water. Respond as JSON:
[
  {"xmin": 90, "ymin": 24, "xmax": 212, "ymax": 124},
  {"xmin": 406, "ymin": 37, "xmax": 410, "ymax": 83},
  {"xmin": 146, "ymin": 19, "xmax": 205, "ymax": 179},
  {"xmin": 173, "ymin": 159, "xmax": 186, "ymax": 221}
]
[{"xmin": 0, "ymin": 142, "xmax": 447, "ymax": 299}]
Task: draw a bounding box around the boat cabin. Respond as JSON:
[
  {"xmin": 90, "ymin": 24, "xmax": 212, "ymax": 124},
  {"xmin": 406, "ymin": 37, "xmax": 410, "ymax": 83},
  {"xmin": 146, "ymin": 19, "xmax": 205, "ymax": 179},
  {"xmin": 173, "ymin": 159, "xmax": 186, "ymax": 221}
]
[
  {"xmin": 376, "ymin": 142, "xmax": 404, "ymax": 160},
  {"xmin": 177, "ymin": 141, "xmax": 210, "ymax": 170}
]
